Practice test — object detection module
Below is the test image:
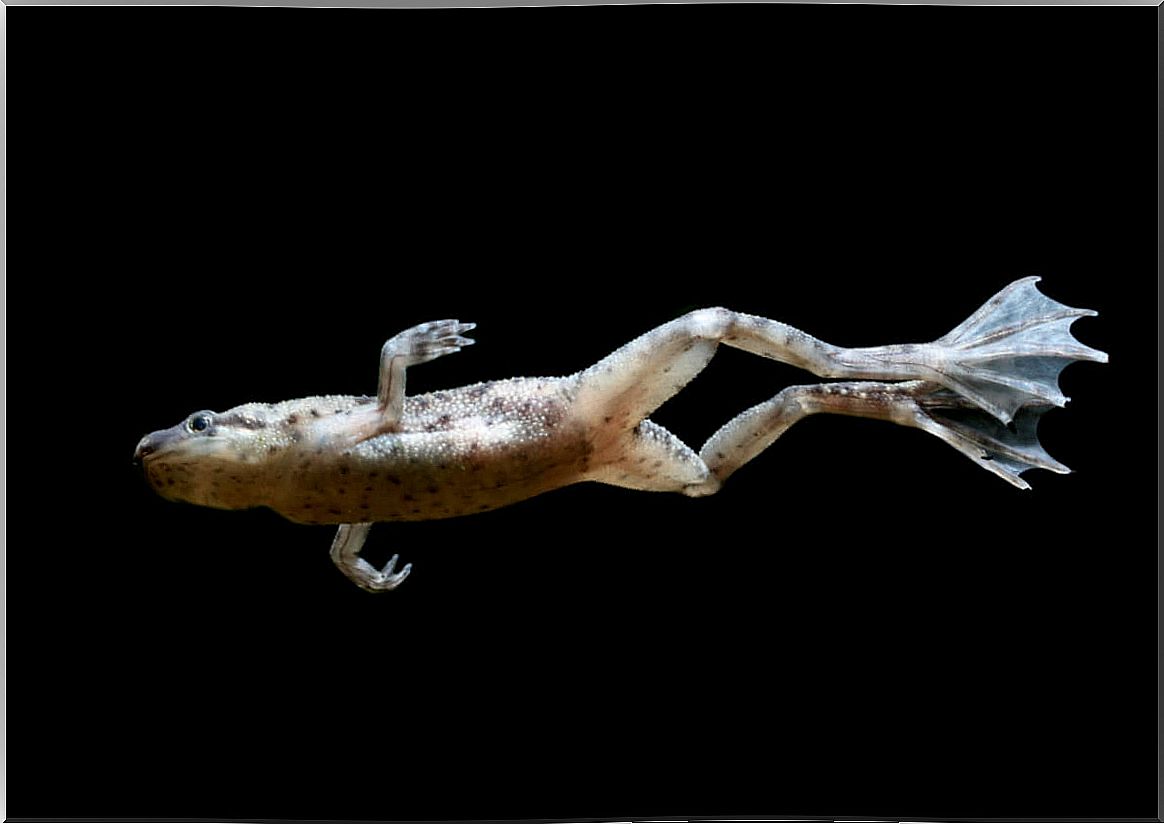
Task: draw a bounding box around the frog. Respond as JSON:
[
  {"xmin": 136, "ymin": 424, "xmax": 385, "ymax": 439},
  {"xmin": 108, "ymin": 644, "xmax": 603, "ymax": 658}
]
[{"xmin": 135, "ymin": 277, "xmax": 1106, "ymax": 592}]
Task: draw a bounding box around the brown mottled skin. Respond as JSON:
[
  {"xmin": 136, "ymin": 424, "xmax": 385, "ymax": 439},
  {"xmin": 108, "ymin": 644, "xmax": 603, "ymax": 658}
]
[{"xmin": 139, "ymin": 378, "xmax": 594, "ymax": 525}]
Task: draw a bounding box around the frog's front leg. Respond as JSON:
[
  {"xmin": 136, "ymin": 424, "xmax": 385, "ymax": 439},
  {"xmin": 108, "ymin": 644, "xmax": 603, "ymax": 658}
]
[
  {"xmin": 377, "ymin": 319, "xmax": 476, "ymax": 425},
  {"xmin": 329, "ymin": 523, "xmax": 412, "ymax": 592}
]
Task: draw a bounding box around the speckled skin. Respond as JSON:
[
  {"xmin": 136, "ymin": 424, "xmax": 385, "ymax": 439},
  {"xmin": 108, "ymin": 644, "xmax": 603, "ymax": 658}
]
[
  {"xmin": 141, "ymin": 379, "xmax": 594, "ymax": 525},
  {"xmin": 136, "ymin": 281, "xmax": 1106, "ymax": 591}
]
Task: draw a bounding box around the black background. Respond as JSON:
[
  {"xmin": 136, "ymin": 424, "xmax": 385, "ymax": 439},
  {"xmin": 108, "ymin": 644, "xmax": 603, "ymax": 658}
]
[{"xmin": 9, "ymin": 7, "xmax": 1156, "ymax": 821}]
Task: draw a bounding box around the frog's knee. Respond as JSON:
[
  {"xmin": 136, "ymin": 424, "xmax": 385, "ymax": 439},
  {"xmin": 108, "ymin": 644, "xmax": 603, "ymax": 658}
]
[
  {"xmin": 682, "ymin": 476, "xmax": 722, "ymax": 497},
  {"xmin": 685, "ymin": 307, "xmax": 735, "ymax": 340}
]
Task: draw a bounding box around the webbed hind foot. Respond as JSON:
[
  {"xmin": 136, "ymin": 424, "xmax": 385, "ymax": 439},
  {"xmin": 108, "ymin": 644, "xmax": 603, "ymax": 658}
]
[
  {"xmin": 695, "ymin": 380, "xmax": 1083, "ymax": 492},
  {"xmin": 913, "ymin": 390, "xmax": 1071, "ymax": 489},
  {"xmin": 838, "ymin": 277, "xmax": 1108, "ymax": 424}
]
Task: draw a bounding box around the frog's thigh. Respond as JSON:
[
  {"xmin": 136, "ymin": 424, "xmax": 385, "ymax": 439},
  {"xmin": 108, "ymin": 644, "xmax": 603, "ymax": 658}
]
[
  {"xmin": 574, "ymin": 310, "xmax": 728, "ymax": 428},
  {"xmin": 587, "ymin": 419, "xmax": 715, "ymax": 493}
]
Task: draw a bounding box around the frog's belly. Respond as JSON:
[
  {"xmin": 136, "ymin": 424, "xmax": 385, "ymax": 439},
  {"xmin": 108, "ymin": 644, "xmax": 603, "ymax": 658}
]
[{"xmin": 269, "ymin": 427, "xmax": 593, "ymax": 525}]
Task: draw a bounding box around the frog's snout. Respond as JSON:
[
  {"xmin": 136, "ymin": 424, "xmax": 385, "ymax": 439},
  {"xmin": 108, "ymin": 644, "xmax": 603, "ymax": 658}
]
[{"xmin": 133, "ymin": 434, "xmax": 156, "ymax": 465}]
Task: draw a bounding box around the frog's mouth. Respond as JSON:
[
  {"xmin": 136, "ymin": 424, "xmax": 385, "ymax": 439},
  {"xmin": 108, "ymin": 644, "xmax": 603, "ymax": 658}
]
[{"xmin": 134, "ymin": 428, "xmax": 197, "ymax": 497}]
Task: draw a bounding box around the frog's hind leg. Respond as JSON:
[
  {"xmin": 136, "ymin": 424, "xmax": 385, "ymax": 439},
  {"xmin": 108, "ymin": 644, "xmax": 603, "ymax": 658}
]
[
  {"xmin": 573, "ymin": 307, "xmax": 827, "ymax": 432},
  {"xmin": 687, "ymin": 380, "xmax": 1073, "ymax": 495},
  {"xmin": 586, "ymin": 419, "xmax": 714, "ymax": 492},
  {"xmin": 574, "ymin": 279, "xmax": 1105, "ymax": 431}
]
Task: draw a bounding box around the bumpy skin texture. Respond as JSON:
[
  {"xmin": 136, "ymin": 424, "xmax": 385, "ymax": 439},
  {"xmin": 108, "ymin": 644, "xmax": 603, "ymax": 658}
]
[
  {"xmin": 140, "ymin": 379, "xmax": 591, "ymax": 524},
  {"xmin": 136, "ymin": 279, "xmax": 1106, "ymax": 590}
]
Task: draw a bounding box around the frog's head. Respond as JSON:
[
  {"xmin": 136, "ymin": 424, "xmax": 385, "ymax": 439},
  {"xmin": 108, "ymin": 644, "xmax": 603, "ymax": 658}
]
[{"xmin": 134, "ymin": 404, "xmax": 277, "ymax": 510}]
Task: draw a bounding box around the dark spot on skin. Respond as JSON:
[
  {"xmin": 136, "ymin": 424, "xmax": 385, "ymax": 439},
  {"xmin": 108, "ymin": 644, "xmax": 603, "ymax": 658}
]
[
  {"xmin": 403, "ymin": 494, "xmax": 415, "ymax": 502},
  {"xmin": 387, "ymin": 475, "xmax": 401, "ymax": 485},
  {"xmin": 637, "ymin": 457, "xmax": 646, "ymax": 464},
  {"xmin": 310, "ymin": 409, "xmax": 321, "ymax": 417},
  {"xmin": 229, "ymin": 475, "xmax": 241, "ymax": 482},
  {"xmin": 716, "ymin": 451, "xmax": 726, "ymax": 460},
  {"xmin": 328, "ymin": 508, "xmax": 341, "ymax": 516},
  {"xmin": 411, "ymin": 508, "xmax": 422, "ymax": 514},
  {"xmin": 438, "ymin": 414, "xmax": 451, "ymax": 426},
  {"xmin": 359, "ymin": 503, "xmax": 370, "ymax": 510},
  {"xmin": 287, "ymin": 414, "xmax": 299, "ymax": 424},
  {"xmin": 364, "ymin": 486, "xmax": 374, "ymax": 492},
  {"xmin": 213, "ymin": 467, "xmax": 224, "ymax": 475},
  {"xmin": 268, "ymin": 445, "xmax": 278, "ymax": 454},
  {"xmin": 427, "ymin": 486, "xmax": 439, "ymax": 495},
  {"xmin": 603, "ymin": 416, "xmax": 612, "ymax": 424},
  {"xmin": 166, "ymin": 478, "xmax": 175, "ymax": 486},
  {"xmin": 479, "ymin": 504, "xmax": 490, "ymax": 510},
  {"xmin": 652, "ymin": 460, "xmax": 663, "ymax": 468},
  {"xmin": 437, "ymin": 464, "xmax": 447, "ymax": 471},
  {"xmin": 338, "ymin": 488, "xmax": 346, "ymax": 495},
  {"xmin": 303, "ymin": 503, "xmax": 313, "ymax": 510},
  {"xmin": 300, "ymin": 460, "xmax": 311, "ymax": 469},
  {"xmin": 339, "ymin": 466, "xmax": 349, "ymax": 476}
]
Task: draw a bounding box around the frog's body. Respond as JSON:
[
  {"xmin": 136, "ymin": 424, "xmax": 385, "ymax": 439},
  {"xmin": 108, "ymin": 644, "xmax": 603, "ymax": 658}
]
[
  {"xmin": 144, "ymin": 378, "xmax": 593, "ymax": 525},
  {"xmin": 136, "ymin": 279, "xmax": 1106, "ymax": 592}
]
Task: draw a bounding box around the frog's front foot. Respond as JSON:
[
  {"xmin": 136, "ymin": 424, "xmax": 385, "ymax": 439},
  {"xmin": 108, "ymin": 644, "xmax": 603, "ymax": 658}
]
[
  {"xmin": 384, "ymin": 319, "xmax": 477, "ymax": 369},
  {"xmin": 376, "ymin": 319, "xmax": 477, "ymax": 429},
  {"xmin": 329, "ymin": 523, "xmax": 412, "ymax": 592}
]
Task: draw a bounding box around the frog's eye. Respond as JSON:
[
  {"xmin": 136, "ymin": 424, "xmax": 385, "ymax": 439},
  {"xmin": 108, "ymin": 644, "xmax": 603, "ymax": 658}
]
[{"xmin": 187, "ymin": 413, "xmax": 212, "ymax": 433}]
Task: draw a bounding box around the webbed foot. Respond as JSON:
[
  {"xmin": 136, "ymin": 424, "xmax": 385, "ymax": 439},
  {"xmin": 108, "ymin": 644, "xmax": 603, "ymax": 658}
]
[
  {"xmin": 910, "ymin": 387, "xmax": 1071, "ymax": 489},
  {"xmin": 928, "ymin": 277, "xmax": 1107, "ymax": 423},
  {"xmin": 842, "ymin": 278, "xmax": 1107, "ymax": 424}
]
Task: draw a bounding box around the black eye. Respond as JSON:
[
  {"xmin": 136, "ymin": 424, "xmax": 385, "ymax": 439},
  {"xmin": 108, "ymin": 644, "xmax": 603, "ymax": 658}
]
[{"xmin": 188, "ymin": 413, "xmax": 211, "ymax": 433}]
